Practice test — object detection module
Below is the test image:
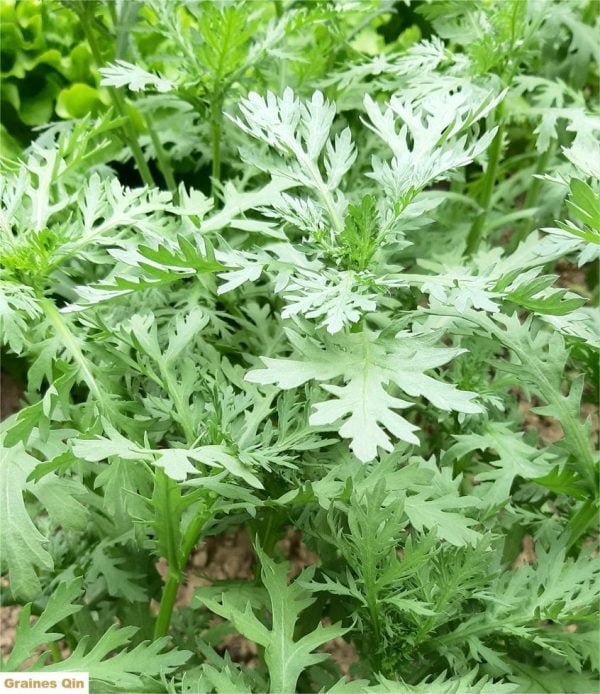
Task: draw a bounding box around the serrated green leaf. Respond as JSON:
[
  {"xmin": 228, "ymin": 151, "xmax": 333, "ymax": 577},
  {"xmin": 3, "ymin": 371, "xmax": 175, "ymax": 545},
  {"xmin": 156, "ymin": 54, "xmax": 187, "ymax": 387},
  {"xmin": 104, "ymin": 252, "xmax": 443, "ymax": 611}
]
[{"xmin": 200, "ymin": 545, "xmax": 345, "ymax": 694}]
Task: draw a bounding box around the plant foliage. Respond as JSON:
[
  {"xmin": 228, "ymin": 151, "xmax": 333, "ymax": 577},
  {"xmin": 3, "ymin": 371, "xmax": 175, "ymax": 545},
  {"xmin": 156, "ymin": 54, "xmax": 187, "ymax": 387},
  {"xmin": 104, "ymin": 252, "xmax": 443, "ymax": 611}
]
[{"xmin": 1, "ymin": 0, "xmax": 598, "ymax": 692}]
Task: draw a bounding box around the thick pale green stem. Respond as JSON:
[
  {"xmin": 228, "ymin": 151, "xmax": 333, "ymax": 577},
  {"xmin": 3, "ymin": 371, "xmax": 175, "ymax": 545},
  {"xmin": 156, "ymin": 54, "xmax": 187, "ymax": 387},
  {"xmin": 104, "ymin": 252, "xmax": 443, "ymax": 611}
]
[
  {"xmin": 114, "ymin": 0, "xmax": 139, "ymax": 60},
  {"xmin": 153, "ymin": 496, "xmax": 214, "ymax": 639},
  {"xmin": 365, "ymin": 581, "xmax": 382, "ymax": 664},
  {"xmin": 210, "ymin": 95, "xmax": 223, "ymax": 201},
  {"xmin": 152, "ymin": 470, "xmax": 181, "ymax": 640},
  {"xmin": 153, "ymin": 573, "xmax": 180, "ymax": 639},
  {"xmin": 101, "ymin": 88, "xmax": 155, "ymax": 189},
  {"xmin": 466, "ymin": 108, "xmax": 505, "ymax": 256},
  {"xmin": 40, "ymin": 298, "xmax": 103, "ymax": 404},
  {"xmin": 49, "ymin": 641, "xmax": 62, "ymax": 663},
  {"xmin": 112, "ymin": 0, "xmax": 177, "ymax": 197},
  {"xmin": 298, "ymin": 154, "xmax": 344, "ymax": 239},
  {"xmin": 359, "ymin": 509, "xmax": 383, "ymax": 671},
  {"xmin": 181, "ymin": 503, "xmax": 214, "ymax": 562}
]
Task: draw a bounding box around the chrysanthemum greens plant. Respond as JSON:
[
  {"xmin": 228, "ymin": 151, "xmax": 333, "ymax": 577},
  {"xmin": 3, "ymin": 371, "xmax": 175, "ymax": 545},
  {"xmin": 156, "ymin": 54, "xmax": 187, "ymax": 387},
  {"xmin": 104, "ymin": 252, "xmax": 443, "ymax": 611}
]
[{"xmin": 1, "ymin": 1, "xmax": 598, "ymax": 692}]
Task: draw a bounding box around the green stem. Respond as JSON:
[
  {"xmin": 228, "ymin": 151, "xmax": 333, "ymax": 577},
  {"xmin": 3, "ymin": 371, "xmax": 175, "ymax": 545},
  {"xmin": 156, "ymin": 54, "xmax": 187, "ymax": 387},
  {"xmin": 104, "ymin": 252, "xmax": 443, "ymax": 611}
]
[
  {"xmin": 360, "ymin": 509, "xmax": 382, "ymax": 669},
  {"xmin": 111, "ymin": 0, "xmax": 177, "ymax": 198},
  {"xmin": 181, "ymin": 501, "xmax": 214, "ymax": 560},
  {"xmin": 49, "ymin": 641, "xmax": 62, "ymax": 664},
  {"xmin": 298, "ymin": 154, "xmax": 344, "ymax": 238},
  {"xmin": 151, "ymin": 394, "xmax": 215, "ymax": 641},
  {"xmin": 465, "ymin": 107, "xmax": 505, "ymax": 256},
  {"xmin": 566, "ymin": 500, "xmax": 599, "ymax": 550},
  {"xmin": 365, "ymin": 583, "xmax": 382, "ymax": 657},
  {"xmin": 107, "ymin": 91, "xmax": 155, "ymax": 189},
  {"xmin": 344, "ymin": 6, "xmax": 391, "ymax": 46},
  {"xmin": 153, "ymin": 572, "xmax": 180, "ymax": 639},
  {"xmin": 152, "ymin": 470, "xmax": 181, "ymax": 640},
  {"xmin": 153, "ymin": 496, "xmax": 215, "ymax": 639},
  {"xmin": 113, "ymin": 0, "xmax": 139, "ymax": 60},
  {"xmin": 510, "ymin": 141, "xmax": 555, "ymax": 250},
  {"xmin": 210, "ymin": 94, "xmax": 223, "ymax": 201},
  {"xmin": 146, "ymin": 119, "xmax": 178, "ymax": 200},
  {"xmin": 77, "ymin": 5, "xmax": 155, "ymax": 188},
  {"xmin": 39, "ymin": 297, "xmax": 103, "ymax": 404},
  {"xmin": 252, "ymin": 509, "xmax": 285, "ymax": 558}
]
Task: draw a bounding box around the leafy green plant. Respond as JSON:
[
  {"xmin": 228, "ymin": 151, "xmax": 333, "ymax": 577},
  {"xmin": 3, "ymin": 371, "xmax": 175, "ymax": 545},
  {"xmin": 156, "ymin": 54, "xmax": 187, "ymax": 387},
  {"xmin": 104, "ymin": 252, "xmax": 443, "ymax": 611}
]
[
  {"xmin": 1, "ymin": 1, "xmax": 598, "ymax": 692},
  {"xmin": 0, "ymin": 0, "xmax": 105, "ymax": 157}
]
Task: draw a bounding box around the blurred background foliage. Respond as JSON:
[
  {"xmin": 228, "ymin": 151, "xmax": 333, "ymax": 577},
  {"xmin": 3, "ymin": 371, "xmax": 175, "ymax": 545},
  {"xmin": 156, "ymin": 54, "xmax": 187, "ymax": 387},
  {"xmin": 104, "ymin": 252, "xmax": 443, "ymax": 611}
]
[
  {"xmin": 1, "ymin": 0, "xmax": 106, "ymax": 157},
  {"xmin": 0, "ymin": 0, "xmax": 427, "ymax": 165}
]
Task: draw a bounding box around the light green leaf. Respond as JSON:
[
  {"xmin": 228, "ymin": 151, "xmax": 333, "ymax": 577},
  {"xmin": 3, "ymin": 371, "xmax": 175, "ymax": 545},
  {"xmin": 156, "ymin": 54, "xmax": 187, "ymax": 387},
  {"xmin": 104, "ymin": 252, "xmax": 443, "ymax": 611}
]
[
  {"xmin": 247, "ymin": 329, "xmax": 481, "ymax": 462},
  {"xmin": 0, "ymin": 442, "xmax": 54, "ymax": 600},
  {"xmin": 370, "ymin": 668, "xmax": 518, "ymax": 693},
  {"xmin": 404, "ymin": 492, "xmax": 481, "ymax": 546},
  {"xmin": 448, "ymin": 422, "xmax": 556, "ymax": 506},
  {"xmin": 73, "ymin": 430, "xmax": 261, "ymax": 487},
  {"xmin": 6, "ymin": 578, "xmax": 83, "ymax": 670},
  {"xmin": 200, "ymin": 546, "xmax": 345, "ymax": 694},
  {"xmin": 55, "ymin": 83, "xmax": 104, "ymax": 119},
  {"xmin": 99, "ymin": 60, "xmax": 174, "ymax": 93},
  {"xmin": 42, "ymin": 626, "xmax": 190, "ymax": 689}
]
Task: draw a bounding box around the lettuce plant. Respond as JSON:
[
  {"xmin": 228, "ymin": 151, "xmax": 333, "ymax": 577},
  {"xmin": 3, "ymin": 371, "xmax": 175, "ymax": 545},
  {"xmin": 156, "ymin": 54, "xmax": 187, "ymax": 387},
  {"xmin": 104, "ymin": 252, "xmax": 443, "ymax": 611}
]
[
  {"xmin": 1, "ymin": 1, "xmax": 598, "ymax": 692},
  {"xmin": 0, "ymin": 0, "xmax": 104, "ymax": 157}
]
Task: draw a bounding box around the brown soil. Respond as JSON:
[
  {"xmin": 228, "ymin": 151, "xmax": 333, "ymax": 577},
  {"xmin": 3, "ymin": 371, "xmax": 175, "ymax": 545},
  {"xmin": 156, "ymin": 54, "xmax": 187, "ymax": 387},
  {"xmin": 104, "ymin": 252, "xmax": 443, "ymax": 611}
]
[
  {"xmin": 554, "ymin": 259, "xmax": 587, "ymax": 291},
  {"xmin": 322, "ymin": 634, "xmax": 360, "ymax": 677},
  {"xmin": 518, "ymin": 396, "xmax": 564, "ymax": 444},
  {"xmin": 0, "ymin": 602, "xmax": 20, "ymax": 659},
  {"xmin": 0, "ymin": 372, "xmax": 22, "ymax": 420},
  {"xmin": 581, "ymin": 402, "xmax": 600, "ymax": 449},
  {"xmin": 515, "ymin": 391, "xmax": 599, "ymax": 448},
  {"xmin": 512, "ymin": 534, "xmax": 537, "ymax": 568}
]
